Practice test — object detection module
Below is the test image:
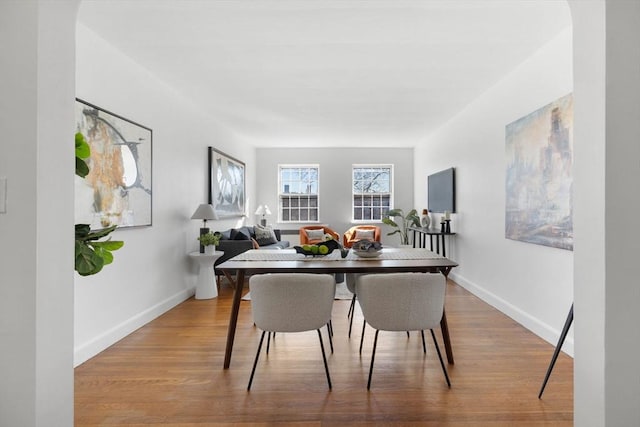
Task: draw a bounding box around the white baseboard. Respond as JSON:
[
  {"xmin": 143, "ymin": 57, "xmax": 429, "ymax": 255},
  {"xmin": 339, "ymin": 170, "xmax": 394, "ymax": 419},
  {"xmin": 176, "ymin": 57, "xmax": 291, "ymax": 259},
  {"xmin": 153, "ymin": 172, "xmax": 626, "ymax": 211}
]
[
  {"xmin": 449, "ymin": 272, "xmax": 574, "ymax": 357},
  {"xmin": 74, "ymin": 288, "xmax": 195, "ymax": 367}
]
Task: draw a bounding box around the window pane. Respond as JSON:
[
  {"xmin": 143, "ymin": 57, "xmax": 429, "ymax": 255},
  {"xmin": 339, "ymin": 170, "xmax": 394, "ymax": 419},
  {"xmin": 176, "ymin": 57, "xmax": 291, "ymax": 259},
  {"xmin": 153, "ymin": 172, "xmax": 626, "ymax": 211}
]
[
  {"xmin": 352, "ymin": 165, "xmax": 392, "ymax": 221},
  {"xmin": 279, "ymin": 165, "xmax": 320, "ymax": 222}
]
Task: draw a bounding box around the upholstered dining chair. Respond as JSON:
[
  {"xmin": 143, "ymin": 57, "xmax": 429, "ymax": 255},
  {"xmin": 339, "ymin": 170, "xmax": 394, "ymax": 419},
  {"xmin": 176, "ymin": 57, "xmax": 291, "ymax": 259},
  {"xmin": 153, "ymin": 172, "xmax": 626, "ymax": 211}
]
[
  {"xmin": 342, "ymin": 225, "xmax": 381, "ymax": 248},
  {"xmin": 356, "ymin": 272, "xmax": 451, "ymax": 390},
  {"xmin": 247, "ymin": 273, "xmax": 336, "ymax": 390},
  {"xmin": 299, "ymin": 225, "xmax": 340, "ymax": 245}
]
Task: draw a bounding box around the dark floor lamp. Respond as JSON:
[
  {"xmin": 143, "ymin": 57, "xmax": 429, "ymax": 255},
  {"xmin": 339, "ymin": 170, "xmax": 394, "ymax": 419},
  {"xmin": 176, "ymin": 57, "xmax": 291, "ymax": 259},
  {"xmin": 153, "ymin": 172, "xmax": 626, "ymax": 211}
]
[{"xmin": 191, "ymin": 203, "xmax": 218, "ymax": 253}]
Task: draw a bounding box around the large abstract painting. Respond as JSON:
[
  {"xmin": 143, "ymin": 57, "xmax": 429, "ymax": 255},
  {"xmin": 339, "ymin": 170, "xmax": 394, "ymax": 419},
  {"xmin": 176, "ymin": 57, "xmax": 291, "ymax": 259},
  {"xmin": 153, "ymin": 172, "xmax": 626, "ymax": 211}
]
[
  {"xmin": 75, "ymin": 99, "xmax": 152, "ymax": 228},
  {"xmin": 208, "ymin": 147, "xmax": 245, "ymax": 217},
  {"xmin": 505, "ymin": 93, "xmax": 573, "ymax": 250}
]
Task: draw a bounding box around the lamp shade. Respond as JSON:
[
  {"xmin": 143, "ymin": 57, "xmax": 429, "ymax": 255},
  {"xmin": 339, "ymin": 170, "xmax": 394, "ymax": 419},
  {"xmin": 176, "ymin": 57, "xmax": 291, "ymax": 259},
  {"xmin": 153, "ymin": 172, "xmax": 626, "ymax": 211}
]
[
  {"xmin": 191, "ymin": 204, "xmax": 218, "ymax": 221},
  {"xmin": 255, "ymin": 205, "xmax": 272, "ymax": 216}
]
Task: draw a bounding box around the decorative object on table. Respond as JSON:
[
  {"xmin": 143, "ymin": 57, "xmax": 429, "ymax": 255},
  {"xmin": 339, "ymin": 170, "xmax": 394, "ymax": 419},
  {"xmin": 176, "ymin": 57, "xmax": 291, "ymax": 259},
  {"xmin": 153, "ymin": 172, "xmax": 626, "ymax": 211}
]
[
  {"xmin": 254, "ymin": 204, "xmax": 272, "ymax": 226},
  {"xmin": 208, "ymin": 147, "xmax": 245, "ymax": 218},
  {"xmin": 294, "ymin": 239, "xmax": 341, "ymax": 257},
  {"xmin": 382, "ymin": 208, "xmax": 421, "ymax": 246},
  {"xmin": 74, "ymin": 131, "xmax": 124, "ymax": 276},
  {"xmin": 75, "ymin": 98, "xmax": 152, "ymax": 229},
  {"xmin": 440, "ymin": 217, "xmax": 446, "ymax": 233},
  {"xmin": 505, "ymin": 93, "xmax": 573, "ymax": 250},
  {"xmin": 351, "ymin": 239, "xmax": 383, "ymax": 258},
  {"xmin": 191, "ymin": 203, "xmax": 219, "ymax": 253},
  {"xmin": 421, "ymin": 209, "xmax": 431, "ymax": 229},
  {"xmin": 197, "ymin": 231, "xmax": 221, "ymax": 254},
  {"xmin": 444, "ymin": 210, "xmax": 451, "ymax": 233}
]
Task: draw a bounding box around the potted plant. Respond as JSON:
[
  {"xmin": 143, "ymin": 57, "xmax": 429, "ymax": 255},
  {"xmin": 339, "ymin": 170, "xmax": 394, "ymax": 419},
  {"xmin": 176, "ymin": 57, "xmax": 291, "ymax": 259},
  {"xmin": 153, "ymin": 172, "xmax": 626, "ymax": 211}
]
[
  {"xmin": 75, "ymin": 132, "xmax": 124, "ymax": 276},
  {"xmin": 382, "ymin": 208, "xmax": 421, "ymax": 246},
  {"xmin": 198, "ymin": 232, "xmax": 221, "ymax": 254}
]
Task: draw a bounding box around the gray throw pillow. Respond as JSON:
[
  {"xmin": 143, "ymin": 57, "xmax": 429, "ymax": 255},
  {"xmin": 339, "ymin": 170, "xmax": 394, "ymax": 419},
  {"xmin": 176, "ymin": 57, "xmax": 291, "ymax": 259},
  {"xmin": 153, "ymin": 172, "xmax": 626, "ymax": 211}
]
[{"xmin": 254, "ymin": 224, "xmax": 278, "ymax": 246}]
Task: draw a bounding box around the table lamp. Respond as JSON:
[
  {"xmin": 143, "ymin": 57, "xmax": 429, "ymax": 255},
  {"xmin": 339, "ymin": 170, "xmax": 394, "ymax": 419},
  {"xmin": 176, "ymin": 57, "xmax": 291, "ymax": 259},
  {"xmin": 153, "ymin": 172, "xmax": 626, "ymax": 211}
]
[
  {"xmin": 255, "ymin": 204, "xmax": 272, "ymax": 226},
  {"xmin": 191, "ymin": 203, "xmax": 218, "ymax": 253}
]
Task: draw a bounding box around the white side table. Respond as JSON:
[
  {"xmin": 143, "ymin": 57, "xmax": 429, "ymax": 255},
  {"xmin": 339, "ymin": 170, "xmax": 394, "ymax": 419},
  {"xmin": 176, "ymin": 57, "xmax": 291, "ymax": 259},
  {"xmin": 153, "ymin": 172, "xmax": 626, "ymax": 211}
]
[{"xmin": 189, "ymin": 251, "xmax": 224, "ymax": 299}]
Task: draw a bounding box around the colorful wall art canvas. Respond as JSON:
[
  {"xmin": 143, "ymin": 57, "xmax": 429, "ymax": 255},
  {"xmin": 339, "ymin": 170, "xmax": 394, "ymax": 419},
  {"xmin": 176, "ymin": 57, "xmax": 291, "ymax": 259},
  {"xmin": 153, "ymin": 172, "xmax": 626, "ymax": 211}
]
[
  {"xmin": 208, "ymin": 147, "xmax": 245, "ymax": 217},
  {"xmin": 75, "ymin": 99, "xmax": 152, "ymax": 228},
  {"xmin": 505, "ymin": 93, "xmax": 573, "ymax": 250}
]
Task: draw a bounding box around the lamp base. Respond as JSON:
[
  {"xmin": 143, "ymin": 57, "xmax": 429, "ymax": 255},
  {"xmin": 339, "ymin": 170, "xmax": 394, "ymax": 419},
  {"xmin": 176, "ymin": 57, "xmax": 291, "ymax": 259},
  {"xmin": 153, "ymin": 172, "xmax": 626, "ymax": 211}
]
[
  {"xmin": 260, "ymin": 218, "xmax": 267, "ymax": 227},
  {"xmin": 199, "ymin": 227, "xmax": 209, "ymax": 253}
]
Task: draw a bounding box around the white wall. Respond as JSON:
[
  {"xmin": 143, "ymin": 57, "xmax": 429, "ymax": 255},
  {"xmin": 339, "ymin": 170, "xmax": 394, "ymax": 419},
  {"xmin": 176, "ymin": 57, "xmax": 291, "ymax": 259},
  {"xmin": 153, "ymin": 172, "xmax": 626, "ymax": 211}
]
[
  {"xmin": 0, "ymin": 1, "xmax": 78, "ymax": 426},
  {"xmin": 571, "ymin": 1, "xmax": 640, "ymax": 425},
  {"xmin": 254, "ymin": 147, "xmax": 414, "ymax": 245},
  {"xmin": 414, "ymin": 28, "xmax": 575, "ymax": 353},
  {"xmin": 73, "ymin": 23, "xmax": 256, "ymax": 365}
]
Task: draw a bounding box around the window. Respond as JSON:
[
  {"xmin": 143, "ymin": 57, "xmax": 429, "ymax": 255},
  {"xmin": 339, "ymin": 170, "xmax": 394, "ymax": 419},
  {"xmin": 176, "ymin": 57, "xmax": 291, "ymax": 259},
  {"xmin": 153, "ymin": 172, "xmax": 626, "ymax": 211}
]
[
  {"xmin": 279, "ymin": 165, "xmax": 319, "ymax": 222},
  {"xmin": 352, "ymin": 165, "xmax": 392, "ymax": 221}
]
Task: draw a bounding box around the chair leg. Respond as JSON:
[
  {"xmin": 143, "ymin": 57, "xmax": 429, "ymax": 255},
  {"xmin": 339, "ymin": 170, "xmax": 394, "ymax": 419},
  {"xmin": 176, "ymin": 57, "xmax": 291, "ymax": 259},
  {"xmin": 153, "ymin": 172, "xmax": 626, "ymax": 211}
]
[
  {"xmin": 421, "ymin": 330, "xmax": 427, "ymax": 353},
  {"xmin": 430, "ymin": 329, "xmax": 451, "ymax": 387},
  {"xmin": 317, "ymin": 329, "xmax": 332, "ymax": 390},
  {"xmin": 348, "ymin": 301, "xmax": 356, "ymax": 338},
  {"xmin": 248, "ymin": 330, "xmax": 266, "ymax": 390},
  {"xmin": 359, "ymin": 319, "xmax": 367, "ymax": 354},
  {"xmin": 326, "ymin": 322, "xmax": 334, "ymax": 354},
  {"xmin": 266, "ymin": 331, "xmax": 272, "ymax": 354},
  {"xmin": 347, "ymin": 294, "xmax": 356, "ymax": 319},
  {"xmin": 328, "ymin": 319, "xmax": 334, "ymax": 337},
  {"xmin": 367, "ymin": 330, "xmax": 380, "ymax": 390},
  {"xmin": 407, "ymin": 331, "xmax": 410, "ymax": 338}
]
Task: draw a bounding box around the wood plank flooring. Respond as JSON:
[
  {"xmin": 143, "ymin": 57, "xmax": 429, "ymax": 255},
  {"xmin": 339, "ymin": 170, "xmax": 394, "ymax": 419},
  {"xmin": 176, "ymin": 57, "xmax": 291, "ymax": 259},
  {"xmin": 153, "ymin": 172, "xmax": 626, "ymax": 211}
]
[{"xmin": 75, "ymin": 279, "xmax": 573, "ymax": 426}]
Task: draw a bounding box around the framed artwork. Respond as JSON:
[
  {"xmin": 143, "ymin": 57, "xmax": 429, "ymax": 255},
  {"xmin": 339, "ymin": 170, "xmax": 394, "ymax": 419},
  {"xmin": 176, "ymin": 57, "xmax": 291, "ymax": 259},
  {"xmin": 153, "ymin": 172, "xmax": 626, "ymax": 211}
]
[
  {"xmin": 75, "ymin": 99, "xmax": 152, "ymax": 228},
  {"xmin": 208, "ymin": 147, "xmax": 245, "ymax": 217},
  {"xmin": 505, "ymin": 93, "xmax": 573, "ymax": 250}
]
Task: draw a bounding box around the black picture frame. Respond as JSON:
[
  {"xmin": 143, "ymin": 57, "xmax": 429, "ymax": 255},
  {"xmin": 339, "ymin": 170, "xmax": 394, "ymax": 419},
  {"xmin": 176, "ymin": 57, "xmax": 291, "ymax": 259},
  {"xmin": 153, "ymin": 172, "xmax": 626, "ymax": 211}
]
[
  {"xmin": 208, "ymin": 147, "xmax": 245, "ymax": 218},
  {"xmin": 75, "ymin": 98, "xmax": 152, "ymax": 228}
]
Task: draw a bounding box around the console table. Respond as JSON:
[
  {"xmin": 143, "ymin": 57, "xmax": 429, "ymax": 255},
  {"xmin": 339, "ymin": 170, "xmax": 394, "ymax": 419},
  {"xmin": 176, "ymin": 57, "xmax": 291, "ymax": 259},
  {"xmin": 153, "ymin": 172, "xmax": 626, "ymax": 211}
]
[{"xmin": 410, "ymin": 227, "xmax": 456, "ymax": 257}]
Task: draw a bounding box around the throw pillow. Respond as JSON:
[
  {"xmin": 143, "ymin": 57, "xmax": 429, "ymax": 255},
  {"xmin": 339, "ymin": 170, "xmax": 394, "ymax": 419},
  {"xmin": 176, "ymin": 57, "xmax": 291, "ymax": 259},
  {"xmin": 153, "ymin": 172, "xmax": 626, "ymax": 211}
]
[
  {"xmin": 306, "ymin": 229, "xmax": 325, "ymax": 241},
  {"xmin": 230, "ymin": 228, "xmax": 250, "ymax": 241},
  {"xmin": 254, "ymin": 224, "xmax": 278, "ymax": 246},
  {"xmin": 355, "ymin": 229, "xmax": 375, "ymax": 241}
]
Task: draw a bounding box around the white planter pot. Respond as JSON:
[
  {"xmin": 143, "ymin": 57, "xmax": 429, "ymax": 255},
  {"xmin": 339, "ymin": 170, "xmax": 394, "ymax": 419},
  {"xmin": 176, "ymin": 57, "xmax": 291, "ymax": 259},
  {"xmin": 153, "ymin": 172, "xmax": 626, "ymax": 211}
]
[{"xmin": 204, "ymin": 245, "xmax": 216, "ymax": 255}]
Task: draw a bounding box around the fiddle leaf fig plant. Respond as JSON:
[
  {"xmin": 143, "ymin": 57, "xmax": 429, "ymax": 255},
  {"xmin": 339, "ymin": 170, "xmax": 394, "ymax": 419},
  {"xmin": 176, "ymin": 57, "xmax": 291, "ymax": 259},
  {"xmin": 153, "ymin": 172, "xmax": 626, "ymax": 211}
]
[
  {"xmin": 74, "ymin": 132, "xmax": 124, "ymax": 276},
  {"xmin": 75, "ymin": 224, "xmax": 124, "ymax": 276},
  {"xmin": 75, "ymin": 131, "xmax": 90, "ymax": 178},
  {"xmin": 382, "ymin": 208, "xmax": 421, "ymax": 245}
]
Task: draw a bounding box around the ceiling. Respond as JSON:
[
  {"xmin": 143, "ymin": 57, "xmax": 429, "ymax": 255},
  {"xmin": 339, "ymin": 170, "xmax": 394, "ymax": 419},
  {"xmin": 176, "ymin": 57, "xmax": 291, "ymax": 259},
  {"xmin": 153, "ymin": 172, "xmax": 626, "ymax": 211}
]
[{"xmin": 77, "ymin": 0, "xmax": 571, "ymax": 148}]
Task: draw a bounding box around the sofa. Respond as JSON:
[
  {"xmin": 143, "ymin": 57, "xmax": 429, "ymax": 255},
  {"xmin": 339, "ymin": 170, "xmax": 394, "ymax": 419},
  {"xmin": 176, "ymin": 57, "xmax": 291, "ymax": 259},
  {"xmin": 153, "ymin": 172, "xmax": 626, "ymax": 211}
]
[{"xmin": 214, "ymin": 225, "xmax": 290, "ymax": 286}]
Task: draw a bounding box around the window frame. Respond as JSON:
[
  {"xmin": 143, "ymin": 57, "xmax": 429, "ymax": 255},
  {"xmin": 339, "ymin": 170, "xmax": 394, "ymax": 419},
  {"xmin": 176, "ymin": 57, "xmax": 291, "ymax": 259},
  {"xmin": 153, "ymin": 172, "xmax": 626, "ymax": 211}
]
[
  {"xmin": 278, "ymin": 164, "xmax": 320, "ymax": 223},
  {"xmin": 351, "ymin": 164, "xmax": 393, "ymax": 223}
]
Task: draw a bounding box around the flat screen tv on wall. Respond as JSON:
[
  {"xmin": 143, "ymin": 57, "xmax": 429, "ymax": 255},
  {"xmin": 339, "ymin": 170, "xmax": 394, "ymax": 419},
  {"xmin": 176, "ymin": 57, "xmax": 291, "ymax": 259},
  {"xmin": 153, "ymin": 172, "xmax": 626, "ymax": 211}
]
[{"xmin": 428, "ymin": 167, "xmax": 456, "ymax": 213}]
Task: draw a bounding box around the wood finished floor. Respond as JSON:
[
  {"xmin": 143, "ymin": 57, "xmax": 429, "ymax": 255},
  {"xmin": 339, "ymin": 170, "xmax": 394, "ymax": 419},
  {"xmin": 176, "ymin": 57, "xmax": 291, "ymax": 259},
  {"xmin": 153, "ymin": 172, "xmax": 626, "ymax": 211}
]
[{"xmin": 75, "ymin": 279, "xmax": 573, "ymax": 426}]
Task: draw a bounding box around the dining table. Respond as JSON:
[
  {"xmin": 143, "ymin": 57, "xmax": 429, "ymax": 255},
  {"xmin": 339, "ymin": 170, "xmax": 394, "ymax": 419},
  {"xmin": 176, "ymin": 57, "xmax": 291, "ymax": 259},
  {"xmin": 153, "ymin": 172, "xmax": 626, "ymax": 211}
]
[{"xmin": 217, "ymin": 247, "xmax": 459, "ymax": 369}]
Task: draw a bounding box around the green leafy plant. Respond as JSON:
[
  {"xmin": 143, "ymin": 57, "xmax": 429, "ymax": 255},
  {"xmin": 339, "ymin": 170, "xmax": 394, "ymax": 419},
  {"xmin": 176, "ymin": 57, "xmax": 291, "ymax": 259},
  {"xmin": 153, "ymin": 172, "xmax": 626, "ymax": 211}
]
[
  {"xmin": 382, "ymin": 208, "xmax": 421, "ymax": 245},
  {"xmin": 74, "ymin": 132, "xmax": 124, "ymax": 276},
  {"xmin": 75, "ymin": 224, "xmax": 124, "ymax": 276},
  {"xmin": 197, "ymin": 232, "xmax": 221, "ymax": 246}
]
